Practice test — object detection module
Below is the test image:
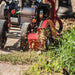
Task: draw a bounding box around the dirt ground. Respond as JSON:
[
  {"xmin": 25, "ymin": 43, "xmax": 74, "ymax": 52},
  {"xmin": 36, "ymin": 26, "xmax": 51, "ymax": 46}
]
[
  {"xmin": 0, "ymin": 62, "xmax": 29, "ymax": 75},
  {"xmin": 0, "ymin": 27, "xmax": 30, "ymax": 75},
  {"xmin": 0, "ymin": 27, "xmax": 20, "ymax": 53}
]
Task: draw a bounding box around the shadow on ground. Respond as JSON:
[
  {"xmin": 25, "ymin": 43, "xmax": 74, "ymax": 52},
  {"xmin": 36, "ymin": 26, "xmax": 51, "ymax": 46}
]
[{"xmin": 0, "ymin": 39, "xmax": 20, "ymax": 52}]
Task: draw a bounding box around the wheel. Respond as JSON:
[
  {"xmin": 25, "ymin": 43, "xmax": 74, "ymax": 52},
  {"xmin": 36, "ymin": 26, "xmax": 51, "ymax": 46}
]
[
  {"xmin": 0, "ymin": 20, "xmax": 8, "ymax": 48},
  {"xmin": 45, "ymin": 38, "xmax": 50, "ymax": 50},
  {"xmin": 20, "ymin": 23, "xmax": 30, "ymax": 51},
  {"xmin": 1, "ymin": 29, "xmax": 7, "ymax": 48},
  {"xmin": 45, "ymin": 25, "xmax": 52, "ymax": 50}
]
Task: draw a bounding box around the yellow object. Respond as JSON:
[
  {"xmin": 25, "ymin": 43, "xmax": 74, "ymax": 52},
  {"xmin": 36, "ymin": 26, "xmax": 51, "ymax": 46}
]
[{"xmin": 39, "ymin": 14, "xmax": 43, "ymax": 19}]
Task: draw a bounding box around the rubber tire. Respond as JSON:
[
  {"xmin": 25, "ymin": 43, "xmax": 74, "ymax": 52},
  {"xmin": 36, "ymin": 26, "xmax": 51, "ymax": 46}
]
[
  {"xmin": 45, "ymin": 38, "xmax": 50, "ymax": 50},
  {"xmin": 0, "ymin": 20, "xmax": 8, "ymax": 48},
  {"xmin": 45, "ymin": 25, "xmax": 52, "ymax": 50},
  {"xmin": 20, "ymin": 23, "xmax": 30, "ymax": 51}
]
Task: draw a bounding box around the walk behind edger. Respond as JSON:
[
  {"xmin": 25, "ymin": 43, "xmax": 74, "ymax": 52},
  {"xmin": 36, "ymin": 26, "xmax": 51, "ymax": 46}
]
[{"xmin": 0, "ymin": 0, "xmax": 63, "ymax": 51}]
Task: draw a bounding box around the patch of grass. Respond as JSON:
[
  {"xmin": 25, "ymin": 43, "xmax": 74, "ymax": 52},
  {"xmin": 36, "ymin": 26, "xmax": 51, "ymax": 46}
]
[
  {"xmin": 23, "ymin": 28, "xmax": 75, "ymax": 75},
  {"xmin": 0, "ymin": 28, "xmax": 75, "ymax": 75},
  {"xmin": 0, "ymin": 51, "xmax": 39, "ymax": 65},
  {"xmin": 56, "ymin": 28, "xmax": 75, "ymax": 75}
]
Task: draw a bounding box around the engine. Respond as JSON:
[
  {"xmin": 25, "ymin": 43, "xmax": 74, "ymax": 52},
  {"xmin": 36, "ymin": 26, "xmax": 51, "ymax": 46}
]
[
  {"xmin": 0, "ymin": 0, "xmax": 50, "ymax": 26},
  {"xmin": 19, "ymin": 0, "xmax": 50, "ymax": 25}
]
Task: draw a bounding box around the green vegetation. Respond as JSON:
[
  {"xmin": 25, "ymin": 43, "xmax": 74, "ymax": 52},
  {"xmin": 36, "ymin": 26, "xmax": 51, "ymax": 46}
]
[
  {"xmin": 23, "ymin": 28, "xmax": 75, "ymax": 75},
  {"xmin": 0, "ymin": 51, "xmax": 39, "ymax": 64},
  {"xmin": 0, "ymin": 28, "xmax": 75, "ymax": 75}
]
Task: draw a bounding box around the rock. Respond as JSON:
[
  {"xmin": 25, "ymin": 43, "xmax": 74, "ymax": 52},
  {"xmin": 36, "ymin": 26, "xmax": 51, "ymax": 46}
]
[{"xmin": 37, "ymin": 51, "xmax": 42, "ymax": 55}]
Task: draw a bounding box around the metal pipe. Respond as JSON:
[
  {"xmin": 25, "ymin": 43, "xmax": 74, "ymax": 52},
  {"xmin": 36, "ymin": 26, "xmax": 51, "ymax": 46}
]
[{"xmin": 19, "ymin": 0, "xmax": 22, "ymax": 10}]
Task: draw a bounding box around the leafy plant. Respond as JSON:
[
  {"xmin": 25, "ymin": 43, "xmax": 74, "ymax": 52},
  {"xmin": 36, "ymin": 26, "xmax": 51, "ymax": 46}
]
[
  {"xmin": 0, "ymin": 50, "xmax": 39, "ymax": 64},
  {"xmin": 23, "ymin": 28, "xmax": 75, "ymax": 75}
]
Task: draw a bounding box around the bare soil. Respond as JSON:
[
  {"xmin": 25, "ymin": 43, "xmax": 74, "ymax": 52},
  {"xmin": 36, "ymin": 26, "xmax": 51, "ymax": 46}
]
[
  {"xmin": 0, "ymin": 27, "xmax": 29, "ymax": 75},
  {"xmin": 0, "ymin": 62, "xmax": 29, "ymax": 75}
]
